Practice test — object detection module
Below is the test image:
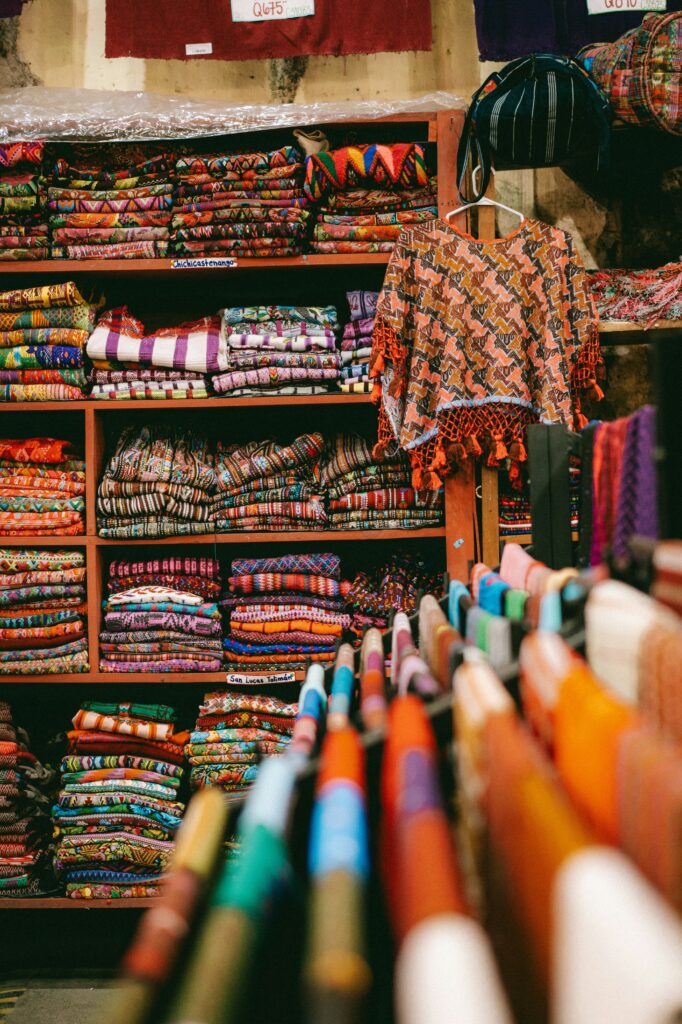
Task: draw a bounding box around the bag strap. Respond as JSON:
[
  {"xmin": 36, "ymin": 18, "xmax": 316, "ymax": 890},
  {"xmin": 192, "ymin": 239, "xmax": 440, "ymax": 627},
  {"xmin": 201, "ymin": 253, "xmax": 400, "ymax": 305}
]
[{"xmin": 456, "ymin": 57, "xmax": 538, "ymax": 202}]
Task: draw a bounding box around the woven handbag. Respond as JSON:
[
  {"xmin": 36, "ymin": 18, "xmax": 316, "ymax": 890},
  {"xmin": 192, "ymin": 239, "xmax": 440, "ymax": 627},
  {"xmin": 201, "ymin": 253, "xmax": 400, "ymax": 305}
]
[
  {"xmin": 580, "ymin": 13, "xmax": 682, "ymax": 136},
  {"xmin": 457, "ymin": 54, "xmax": 612, "ymax": 202}
]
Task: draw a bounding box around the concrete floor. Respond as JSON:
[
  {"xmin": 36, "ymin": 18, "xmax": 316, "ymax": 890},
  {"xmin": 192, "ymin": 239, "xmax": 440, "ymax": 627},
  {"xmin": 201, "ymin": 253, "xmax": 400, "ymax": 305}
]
[{"xmin": 0, "ymin": 971, "xmax": 117, "ymax": 1024}]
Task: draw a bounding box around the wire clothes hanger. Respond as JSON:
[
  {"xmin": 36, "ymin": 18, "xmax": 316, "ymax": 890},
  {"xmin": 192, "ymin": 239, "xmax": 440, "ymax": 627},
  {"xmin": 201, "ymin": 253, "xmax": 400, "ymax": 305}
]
[{"xmin": 445, "ymin": 165, "xmax": 525, "ymax": 222}]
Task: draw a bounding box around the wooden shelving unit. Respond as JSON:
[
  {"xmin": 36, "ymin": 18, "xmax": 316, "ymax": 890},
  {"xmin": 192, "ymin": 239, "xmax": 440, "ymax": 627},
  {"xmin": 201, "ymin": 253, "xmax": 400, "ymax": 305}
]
[
  {"xmin": 0, "ymin": 897, "xmax": 156, "ymax": 909},
  {"xmin": 0, "ymin": 108, "xmax": 475, "ymax": 910}
]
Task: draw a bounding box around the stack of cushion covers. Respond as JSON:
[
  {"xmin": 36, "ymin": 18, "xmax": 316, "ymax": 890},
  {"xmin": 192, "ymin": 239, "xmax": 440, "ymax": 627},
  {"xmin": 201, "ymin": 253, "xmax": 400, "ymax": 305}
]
[
  {"xmin": 306, "ymin": 143, "xmax": 438, "ymax": 255},
  {"xmin": 213, "ymin": 432, "xmax": 326, "ymax": 531},
  {"xmin": 47, "ymin": 147, "xmax": 173, "ymax": 260},
  {"xmin": 97, "ymin": 424, "xmax": 216, "ymax": 539},
  {"xmin": 212, "ymin": 304, "xmax": 340, "ymax": 397},
  {"xmin": 99, "ymin": 556, "xmax": 223, "ymax": 673},
  {"xmin": 340, "ymin": 289, "xmax": 379, "ymax": 394},
  {"xmin": 53, "ymin": 701, "xmax": 187, "ymax": 900},
  {"xmin": 0, "ymin": 548, "xmax": 88, "ymax": 675},
  {"xmin": 0, "ymin": 437, "xmax": 85, "ymax": 537},
  {"xmin": 221, "ymin": 552, "xmax": 350, "ymax": 670},
  {"xmin": 87, "ymin": 306, "xmax": 221, "ymax": 401},
  {"xmin": 0, "ymin": 281, "xmax": 96, "ymax": 401},
  {"xmin": 320, "ymin": 434, "xmax": 444, "ymax": 531},
  {"xmin": 0, "ymin": 141, "xmax": 48, "ymax": 262},
  {"xmin": 0, "ymin": 700, "xmax": 58, "ymax": 898},
  {"xmin": 187, "ymin": 690, "xmax": 297, "ymax": 797},
  {"xmin": 171, "ymin": 145, "xmax": 310, "ymax": 259}
]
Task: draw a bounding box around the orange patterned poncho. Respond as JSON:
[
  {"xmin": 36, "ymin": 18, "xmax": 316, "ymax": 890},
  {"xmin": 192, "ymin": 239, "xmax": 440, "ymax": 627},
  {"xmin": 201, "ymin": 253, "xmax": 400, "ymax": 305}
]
[{"xmin": 371, "ymin": 218, "xmax": 603, "ymax": 488}]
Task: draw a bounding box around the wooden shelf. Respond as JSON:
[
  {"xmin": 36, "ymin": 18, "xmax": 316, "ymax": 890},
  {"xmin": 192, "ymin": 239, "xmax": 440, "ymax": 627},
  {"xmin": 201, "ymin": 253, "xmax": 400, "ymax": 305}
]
[
  {"xmin": 0, "ymin": 670, "xmax": 306, "ymax": 684},
  {"xmin": 500, "ymin": 531, "xmax": 579, "ymax": 545},
  {"xmin": 0, "ymin": 535, "xmax": 87, "ymax": 547},
  {"xmin": 2, "ymin": 394, "xmax": 374, "ymax": 413},
  {"xmin": 0, "ymin": 254, "xmax": 391, "ymax": 276},
  {"xmin": 0, "ymin": 896, "xmax": 156, "ymax": 908},
  {"xmin": 599, "ymin": 320, "xmax": 682, "ymax": 344},
  {"xmin": 95, "ymin": 527, "xmax": 446, "ymax": 546}
]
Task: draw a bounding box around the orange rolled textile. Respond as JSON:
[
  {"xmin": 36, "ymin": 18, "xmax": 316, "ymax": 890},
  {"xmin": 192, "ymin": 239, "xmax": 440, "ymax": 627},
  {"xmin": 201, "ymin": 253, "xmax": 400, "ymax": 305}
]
[
  {"xmin": 418, "ymin": 594, "xmax": 463, "ymax": 689},
  {"xmin": 638, "ymin": 618, "xmax": 682, "ymax": 746},
  {"xmin": 381, "ymin": 694, "xmax": 467, "ymax": 943},
  {"xmin": 484, "ymin": 711, "xmax": 593, "ymax": 984},
  {"xmin": 519, "ymin": 633, "xmax": 581, "ymax": 756},
  {"xmin": 453, "ymin": 657, "xmax": 515, "ymax": 910},
  {"xmin": 652, "ymin": 540, "xmax": 682, "ymax": 617},
  {"xmin": 554, "ymin": 662, "xmax": 640, "ymax": 844},
  {"xmin": 617, "ymin": 725, "xmax": 682, "ymax": 914}
]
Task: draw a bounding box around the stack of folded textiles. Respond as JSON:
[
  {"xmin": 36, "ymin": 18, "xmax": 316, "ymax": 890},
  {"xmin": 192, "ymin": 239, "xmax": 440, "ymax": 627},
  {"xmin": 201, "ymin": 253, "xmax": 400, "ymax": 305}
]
[
  {"xmin": 47, "ymin": 147, "xmax": 173, "ymax": 260},
  {"xmin": 221, "ymin": 553, "xmax": 350, "ymax": 670},
  {"xmin": 0, "ymin": 701, "xmax": 59, "ymax": 898},
  {"xmin": 0, "ymin": 438, "xmax": 85, "ymax": 536},
  {"xmin": 588, "ymin": 261, "xmax": 682, "ymax": 328},
  {"xmin": 99, "ymin": 556, "xmax": 223, "ymax": 673},
  {"xmin": 305, "ymin": 143, "xmax": 437, "ymax": 255},
  {"xmin": 0, "ymin": 142, "xmax": 48, "ymax": 262},
  {"xmin": 0, "ymin": 280, "xmax": 96, "ymax": 401},
  {"xmin": 54, "ymin": 701, "xmax": 186, "ymax": 900},
  {"xmin": 97, "ymin": 424, "xmax": 216, "ymax": 539},
  {"xmin": 345, "ymin": 553, "xmax": 443, "ymax": 637},
  {"xmin": 340, "ymin": 289, "xmax": 379, "ymax": 394},
  {"xmin": 171, "ymin": 145, "xmax": 309, "ymax": 259},
  {"xmin": 320, "ymin": 433, "xmax": 444, "ymax": 530},
  {"xmin": 498, "ymin": 463, "xmax": 581, "ymax": 539},
  {"xmin": 87, "ymin": 306, "xmax": 221, "ymax": 400},
  {"xmin": 212, "ymin": 432, "xmax": 326, "ymax": 531},
  {"xmin": 0, "ymin": 548, "xmax": 88, "ymax": 675},
  {"xmin": 212, "ymin": 304, "xmax": 340, "ymax": 397},
  {"xmin": 186, "ymin": 690, "xmax": 298, "ymax": 796}
]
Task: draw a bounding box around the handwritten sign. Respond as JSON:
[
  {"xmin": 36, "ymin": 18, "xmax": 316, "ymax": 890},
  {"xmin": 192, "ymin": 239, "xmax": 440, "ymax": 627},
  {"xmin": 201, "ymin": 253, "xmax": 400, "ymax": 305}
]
[
  {"xmin": 171, "ymin": 258, "xmax": 237, "ymax": 269},
  {"xmin": 587, "ymin": 0, "xmax": 666, "ymax": 13},
  {"xmin": 231, "ymin": 0, "xmax": 315, "ymax": 22},
  {"xmin": 225, "ymin": 671, "xmax": 297, "ymax": 685}
]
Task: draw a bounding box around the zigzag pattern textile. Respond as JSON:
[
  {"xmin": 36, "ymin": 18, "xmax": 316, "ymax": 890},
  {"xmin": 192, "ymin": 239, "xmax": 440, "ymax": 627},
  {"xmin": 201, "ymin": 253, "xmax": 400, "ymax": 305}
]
[
  {"xmin": 372, "ymin": 218, "xmax": 603, "ymax": 489},
  {"xmin": 0, "ymin": 548, "xmax": 88, "ymax": 675},
  {"xmin": 0, "ymin": 437, "xmax": 85, "ymax": 536},
  {"xmin": 307, "ymin": 144, "xmax": 438, "ymax": 256},
  {"xmin": 47, "ymin": 145, "xmax": 174, "ymax": 259},
  {"xmin": 172, "ymin": 145, "xmax": 310, "ymax": 258},
  {"xmin": 213, "ymin": 304, "xmax": 340, "ymax": 397},
  {"xmin": 0, "ymin": 280, "xmax": 95, "ymax": 401},
  {"xmin": 54, "ymin": 701, "xmax": 187, "ymax": 899},
  {"xmin": 0, "ymin": 142, "xmax": 48, "ymax": 263},
  {"xmin": 221, "ymin": 552, "xmax": 350, "ymax": 670},
  {"xmin": 187, "ymin": 691, "xmax": 298, "ymax": 797},
  {"xmin": 99, "ymin": 556, "xmax": 223, "ymax": 673},
  {"xmin": 0, "ymin": 700, "xmax": 60, "ymax": 898}
]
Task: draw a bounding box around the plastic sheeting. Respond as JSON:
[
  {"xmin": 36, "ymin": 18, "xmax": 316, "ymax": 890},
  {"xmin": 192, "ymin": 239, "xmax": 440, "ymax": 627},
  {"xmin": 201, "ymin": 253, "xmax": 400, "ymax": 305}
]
[{"xmin": 0, "ymin": 87, "xmax": 466, "ymax": 143}]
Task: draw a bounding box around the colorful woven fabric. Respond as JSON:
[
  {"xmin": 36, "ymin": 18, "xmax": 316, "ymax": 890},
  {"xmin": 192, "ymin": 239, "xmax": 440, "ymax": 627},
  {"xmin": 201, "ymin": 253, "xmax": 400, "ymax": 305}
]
[
  {"xmin": 55, "ymin": 699, "xmax": 186, "ymax": 894},
  {"xmin": 588, "ymin": 262, "xmax": 682, "ymax": 328},
  {"xmin": 372, "ymin": 218, "xmax": 602, "ymax": 488},
  {"xmin": 304, "ymin": 144, "xmax": 428, "ymax": 201}
]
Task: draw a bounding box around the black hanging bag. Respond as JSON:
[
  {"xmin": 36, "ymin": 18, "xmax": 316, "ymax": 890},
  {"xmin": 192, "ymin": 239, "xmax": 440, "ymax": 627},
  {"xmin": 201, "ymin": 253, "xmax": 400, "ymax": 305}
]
[{"xmin": 457, "ymin": 54, "xmax": 612, "ymax": 201}]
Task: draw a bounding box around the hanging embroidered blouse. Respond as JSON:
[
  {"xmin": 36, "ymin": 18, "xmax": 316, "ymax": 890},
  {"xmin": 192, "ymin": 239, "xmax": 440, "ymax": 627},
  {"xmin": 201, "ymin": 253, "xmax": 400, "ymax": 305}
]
[{"xmin": 371, "ymin": 218, "xmax": 603, "ymax": 488}]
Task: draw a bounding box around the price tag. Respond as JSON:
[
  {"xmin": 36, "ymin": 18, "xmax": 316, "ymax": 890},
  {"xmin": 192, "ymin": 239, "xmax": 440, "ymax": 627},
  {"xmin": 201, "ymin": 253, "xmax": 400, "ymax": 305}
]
[
  {"xmin": 226, "ymin": 671, "xmax": 297, "ymax": 685},
  {"xmin": 185, "ymin": 42, "xmax": 213, "ymax": 55},
  {"xmin": 587, "ymin": 0, "xmax": 666, "ymax": 12},
  {"xmin": 231, "ymin": 0, "xmax": 315, "ymax": 22}
]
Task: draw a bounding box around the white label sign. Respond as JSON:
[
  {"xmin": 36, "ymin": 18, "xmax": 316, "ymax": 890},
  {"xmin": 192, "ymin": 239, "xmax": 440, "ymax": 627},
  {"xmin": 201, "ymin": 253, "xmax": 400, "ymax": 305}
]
[
  {"xmin": 171, "ymin": 258, "xmax": 237, "ymax": 269},
  {"xmin": 226, "ymin": 671, "xmax": 297, "ymax": 685},
  {"xmin": 185, "ymin": 42, "xmax": 214, "ymax": 55},
  {"xmin": 231, "ymin": 0, "xmax": 315, "ymax": 22},
  {"xmin": 587, "ymin": 0, "xmax": 665, "ymax": 12}
]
